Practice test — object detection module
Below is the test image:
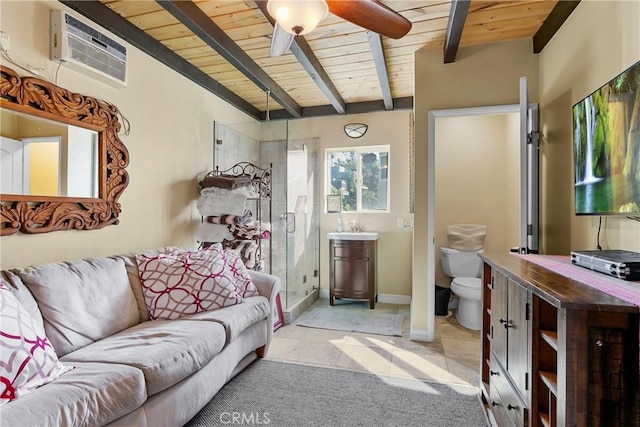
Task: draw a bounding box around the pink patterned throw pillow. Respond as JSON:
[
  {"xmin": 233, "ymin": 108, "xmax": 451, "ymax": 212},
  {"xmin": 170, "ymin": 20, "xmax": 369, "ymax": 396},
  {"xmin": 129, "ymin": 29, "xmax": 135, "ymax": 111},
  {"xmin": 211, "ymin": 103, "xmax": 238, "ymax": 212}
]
[
  {"xmin": 0, "ymin": 281, "xmax": 73, "ymax": 405},
  {"xmin": 222, "ymin": 249, "xmax": 259, "ymax": 298},
  {"xmin": 135, "ymin": 249, "xmax": 244, "ymax": 320},
  {"xmin": 164, "ymin": 245, "xmax": 259, "ymax": 299}
]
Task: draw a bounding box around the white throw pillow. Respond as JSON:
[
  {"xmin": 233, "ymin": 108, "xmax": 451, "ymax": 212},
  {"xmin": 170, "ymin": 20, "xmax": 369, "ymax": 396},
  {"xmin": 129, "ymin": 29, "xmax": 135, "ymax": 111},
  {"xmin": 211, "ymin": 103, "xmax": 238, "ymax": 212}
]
[{"xmin": 0, "ymin": 281, "xmax": 73, "ymax": 406}]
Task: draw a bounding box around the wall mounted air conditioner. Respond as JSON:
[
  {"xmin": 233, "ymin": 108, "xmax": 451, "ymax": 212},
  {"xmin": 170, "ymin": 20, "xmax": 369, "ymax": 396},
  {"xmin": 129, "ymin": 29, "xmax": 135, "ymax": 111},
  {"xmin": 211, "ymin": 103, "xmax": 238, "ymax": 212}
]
[{"xmin": 50, "ymin": 10, "xmax": 127, "ymax": 88}]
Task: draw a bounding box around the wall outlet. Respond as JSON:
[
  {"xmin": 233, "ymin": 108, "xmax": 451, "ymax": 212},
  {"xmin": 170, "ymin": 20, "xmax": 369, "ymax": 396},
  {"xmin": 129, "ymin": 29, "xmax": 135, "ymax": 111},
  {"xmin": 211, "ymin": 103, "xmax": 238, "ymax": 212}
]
[
  {"xmin": 396, "ymin": 218, "xmax": 404, "ymax": 228},
  {"xmin": 0, "ymin": 31, "xmax": 9, "ymax": 52}
]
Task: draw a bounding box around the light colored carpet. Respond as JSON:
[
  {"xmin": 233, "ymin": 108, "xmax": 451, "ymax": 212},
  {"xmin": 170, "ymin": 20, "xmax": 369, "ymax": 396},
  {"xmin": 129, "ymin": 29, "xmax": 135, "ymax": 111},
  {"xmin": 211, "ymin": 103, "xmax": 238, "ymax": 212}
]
[
  {"xmin": 186, "ymin": 360, "xmax": 487, "ymax": 427},
  {"xmin": 294, "ymin": 307, "xmax": 404, "ymax": 336}
]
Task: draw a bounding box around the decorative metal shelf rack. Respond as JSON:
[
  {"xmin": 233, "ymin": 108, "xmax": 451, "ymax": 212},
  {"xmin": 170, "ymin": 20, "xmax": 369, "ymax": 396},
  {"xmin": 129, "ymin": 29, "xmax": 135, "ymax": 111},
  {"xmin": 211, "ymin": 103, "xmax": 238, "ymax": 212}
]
[{"xmin": 200, "ymin": 162, "xmax": 272, "ymax": 273}]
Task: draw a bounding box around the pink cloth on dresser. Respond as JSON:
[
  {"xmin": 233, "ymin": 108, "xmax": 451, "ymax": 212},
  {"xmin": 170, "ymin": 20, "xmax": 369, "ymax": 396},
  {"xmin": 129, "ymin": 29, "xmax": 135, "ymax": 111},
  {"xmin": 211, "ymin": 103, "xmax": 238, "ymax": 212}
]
[{"xmin": 512, "ymin": 254, "xmax": 640, "ymax": 306}]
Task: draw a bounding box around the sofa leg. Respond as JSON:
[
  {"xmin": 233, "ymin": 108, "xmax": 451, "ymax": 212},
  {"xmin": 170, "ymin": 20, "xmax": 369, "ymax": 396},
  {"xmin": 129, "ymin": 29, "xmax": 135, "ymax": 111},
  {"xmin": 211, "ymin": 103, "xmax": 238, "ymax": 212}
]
[{"xmin": 256, "ymin": 345, "xmax": 267, "ymax": 358}]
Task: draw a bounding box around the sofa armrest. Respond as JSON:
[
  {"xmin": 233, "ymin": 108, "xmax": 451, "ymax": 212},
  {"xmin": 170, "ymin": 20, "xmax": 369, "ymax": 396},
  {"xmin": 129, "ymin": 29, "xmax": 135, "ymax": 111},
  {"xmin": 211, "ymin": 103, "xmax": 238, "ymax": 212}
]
[{"xmin": 247, "ymin": 270, "xmax": 281, "ymax": 354}]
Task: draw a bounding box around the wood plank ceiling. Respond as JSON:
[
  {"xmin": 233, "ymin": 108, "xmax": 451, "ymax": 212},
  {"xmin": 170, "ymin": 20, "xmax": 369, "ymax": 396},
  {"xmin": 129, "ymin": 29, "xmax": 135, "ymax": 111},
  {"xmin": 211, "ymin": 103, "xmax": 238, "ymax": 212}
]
[{"xmin": 62, "ymin": 0, "xmax": 578, "ymax": 121}]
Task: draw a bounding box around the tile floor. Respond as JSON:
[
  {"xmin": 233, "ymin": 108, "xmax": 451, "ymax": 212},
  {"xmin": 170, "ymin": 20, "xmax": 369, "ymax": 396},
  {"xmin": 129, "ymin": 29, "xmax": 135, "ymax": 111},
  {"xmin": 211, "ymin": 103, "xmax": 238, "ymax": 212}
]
[{"xmin": 266, "ymin": 299, "xmax": 482, "ymax": 388}]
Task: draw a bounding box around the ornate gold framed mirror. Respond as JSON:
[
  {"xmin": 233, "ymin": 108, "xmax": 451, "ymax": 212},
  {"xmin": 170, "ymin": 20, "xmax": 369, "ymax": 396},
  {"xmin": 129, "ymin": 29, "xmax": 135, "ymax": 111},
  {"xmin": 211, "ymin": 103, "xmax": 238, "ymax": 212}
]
[{"xmin": 0, "ymin": 66, "xmax": 129, "ymax": 236}]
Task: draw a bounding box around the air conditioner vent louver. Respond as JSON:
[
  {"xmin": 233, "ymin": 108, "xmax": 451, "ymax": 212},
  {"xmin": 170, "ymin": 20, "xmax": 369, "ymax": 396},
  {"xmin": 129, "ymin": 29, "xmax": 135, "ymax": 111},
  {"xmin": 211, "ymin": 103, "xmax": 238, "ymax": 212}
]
[
  {"xmin": 67, "ymin": 35, "xmax": 126, "ymax": 82},
  {"xmin": 50, "ymin": 10, "xmax": 127, "ymax": 88}
]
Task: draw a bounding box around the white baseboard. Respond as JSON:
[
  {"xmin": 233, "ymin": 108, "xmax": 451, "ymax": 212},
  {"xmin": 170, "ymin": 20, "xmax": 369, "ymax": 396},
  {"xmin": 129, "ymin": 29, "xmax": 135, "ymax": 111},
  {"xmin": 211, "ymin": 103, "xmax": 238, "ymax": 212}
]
[
  {"xmin": 378, "ymin": 294, "xmax": 411, "ymax": 305},
  {"xmin": 317, "ymin": 290, "xmax": 410, "ymax": 305},
  {"xmin": 409, "ymin": 328, "xmax": 435, "ymax": 342}
]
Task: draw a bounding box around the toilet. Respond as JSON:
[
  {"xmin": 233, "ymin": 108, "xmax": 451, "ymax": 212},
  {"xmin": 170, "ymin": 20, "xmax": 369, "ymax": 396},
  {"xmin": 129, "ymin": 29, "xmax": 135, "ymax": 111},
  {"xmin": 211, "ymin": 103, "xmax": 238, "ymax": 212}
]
[{"xmin": 440, "ymin": 247, "xmax": 484, "ymax": 330}]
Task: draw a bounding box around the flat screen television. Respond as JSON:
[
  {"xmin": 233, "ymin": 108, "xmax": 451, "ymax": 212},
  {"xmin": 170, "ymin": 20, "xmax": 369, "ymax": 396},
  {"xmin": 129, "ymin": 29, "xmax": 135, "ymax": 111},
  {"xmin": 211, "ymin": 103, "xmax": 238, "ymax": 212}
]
[{"xmin": 573, "ymin": 59, "xmax": 640, "ymax": 215}]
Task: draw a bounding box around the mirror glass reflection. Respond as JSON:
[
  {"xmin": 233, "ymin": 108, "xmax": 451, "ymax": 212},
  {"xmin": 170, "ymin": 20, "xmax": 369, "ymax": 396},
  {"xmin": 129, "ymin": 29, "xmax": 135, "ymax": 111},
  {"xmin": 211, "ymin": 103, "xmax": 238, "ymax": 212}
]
[{"xmin": 1, "ymin": 109, "xmax": 98, "ymax": 198}]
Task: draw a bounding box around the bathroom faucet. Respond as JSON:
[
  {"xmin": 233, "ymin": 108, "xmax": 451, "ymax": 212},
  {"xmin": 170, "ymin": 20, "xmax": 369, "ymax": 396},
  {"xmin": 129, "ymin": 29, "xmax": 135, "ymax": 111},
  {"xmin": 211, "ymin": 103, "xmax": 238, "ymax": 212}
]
[{"xmin": 349, "ymin": 220, "xmax": 360, "ymax": 232}]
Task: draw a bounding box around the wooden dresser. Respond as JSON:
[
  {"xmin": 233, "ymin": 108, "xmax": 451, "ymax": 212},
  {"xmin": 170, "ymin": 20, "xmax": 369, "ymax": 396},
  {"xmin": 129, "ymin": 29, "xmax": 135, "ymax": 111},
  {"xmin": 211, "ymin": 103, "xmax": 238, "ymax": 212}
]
[{"xmin": 480, "ymin": 253, "xmax": 639, "ymax": 426}]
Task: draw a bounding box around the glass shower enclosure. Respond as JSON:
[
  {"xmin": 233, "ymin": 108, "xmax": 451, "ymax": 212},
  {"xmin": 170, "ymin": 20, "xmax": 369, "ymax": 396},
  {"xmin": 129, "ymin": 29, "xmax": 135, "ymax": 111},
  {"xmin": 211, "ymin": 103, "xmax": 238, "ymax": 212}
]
[{"xmin": 212, "ymin": 120, "xmax": 319, "ymax": 316}]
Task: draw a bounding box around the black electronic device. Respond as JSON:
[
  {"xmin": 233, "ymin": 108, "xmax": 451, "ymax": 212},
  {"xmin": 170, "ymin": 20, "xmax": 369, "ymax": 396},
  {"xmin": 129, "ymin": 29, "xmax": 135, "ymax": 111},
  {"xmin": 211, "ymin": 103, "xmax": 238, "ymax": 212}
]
[{"xmin": 571, "ymin": 250, "xmax": 640, "ymax": 280}]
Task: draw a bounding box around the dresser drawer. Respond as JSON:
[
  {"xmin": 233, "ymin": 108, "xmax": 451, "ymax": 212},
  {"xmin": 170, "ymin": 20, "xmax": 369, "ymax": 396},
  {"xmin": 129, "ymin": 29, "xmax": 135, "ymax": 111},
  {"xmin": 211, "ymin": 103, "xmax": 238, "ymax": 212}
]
[
  {"xmin": 490, "ymin": 353, "xmax": 527, "ymax": 426},
  {"xmin": 332, "ymin": 241, "xmax": 372, "ymax": 260}
]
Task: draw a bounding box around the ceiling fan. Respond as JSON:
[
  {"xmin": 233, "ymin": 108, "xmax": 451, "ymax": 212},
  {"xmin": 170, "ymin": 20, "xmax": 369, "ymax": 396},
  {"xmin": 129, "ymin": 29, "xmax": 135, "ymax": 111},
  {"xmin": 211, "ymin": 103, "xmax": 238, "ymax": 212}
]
[{"xmin": 266, "ymin": 0, "xmax": 412, "ymax": 57}]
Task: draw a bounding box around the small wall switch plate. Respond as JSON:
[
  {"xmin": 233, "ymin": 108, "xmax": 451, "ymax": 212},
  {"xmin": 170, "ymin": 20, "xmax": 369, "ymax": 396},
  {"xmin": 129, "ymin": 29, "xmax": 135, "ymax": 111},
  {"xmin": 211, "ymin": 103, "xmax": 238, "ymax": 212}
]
[
  {"xmin": 0, "ymin": 32, "xmax": 9, "ymax": 52},
  {"xmin": 397, "ymin": 218, "xmax": 404, "ymax": 228}
]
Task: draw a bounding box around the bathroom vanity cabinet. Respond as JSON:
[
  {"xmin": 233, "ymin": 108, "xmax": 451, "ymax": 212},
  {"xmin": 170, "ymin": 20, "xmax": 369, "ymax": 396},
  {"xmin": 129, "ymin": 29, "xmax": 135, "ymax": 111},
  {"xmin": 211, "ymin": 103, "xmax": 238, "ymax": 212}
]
[
  {"xmin": 480, "ymin": 253, "xmax": 639, "ymax": 426},
  {"xmin": 329, "ymin": 238, "xmax": 377, "ymax": 309}
]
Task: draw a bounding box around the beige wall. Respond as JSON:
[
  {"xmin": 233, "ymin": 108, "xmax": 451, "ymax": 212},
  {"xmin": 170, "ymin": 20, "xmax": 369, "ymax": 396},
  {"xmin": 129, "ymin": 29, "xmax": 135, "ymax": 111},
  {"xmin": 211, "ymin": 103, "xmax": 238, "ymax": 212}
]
[
  {"xmin": 434, "ymin": 114, "xmax": 520, "ymax": 288},
  {"xmin": 288, "ymin": 110, "xmax": 413, "ymax": 297},
  {"xmin": 414, "ymin": 38, "xmax": 539, "ymax": 336},
  {"xmin": 0, "ymin": 1, "xmax": 255, "ymax": 269},
  {"xmin": 538, "ymin": 0, "xmax": 640, "ymax": 253}
]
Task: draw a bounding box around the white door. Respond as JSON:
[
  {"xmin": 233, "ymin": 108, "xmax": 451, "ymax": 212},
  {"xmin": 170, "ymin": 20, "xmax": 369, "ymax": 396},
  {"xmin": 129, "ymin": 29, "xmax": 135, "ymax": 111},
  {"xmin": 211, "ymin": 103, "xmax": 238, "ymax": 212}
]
[
  {"xmin": 1, "ymin": 136, "xmax": 26, "ymax": 194},
  {"xmin": 519, "ymin": 77, "xmax": 540, "ymax": 253}
]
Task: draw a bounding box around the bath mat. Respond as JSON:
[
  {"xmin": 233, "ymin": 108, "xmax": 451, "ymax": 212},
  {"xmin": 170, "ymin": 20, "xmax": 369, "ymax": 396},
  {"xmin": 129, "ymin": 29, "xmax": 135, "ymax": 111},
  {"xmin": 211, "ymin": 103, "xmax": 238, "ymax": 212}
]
[{"xmin": 294, "ymin": 306, "xmax": 404, "ymax": 336}]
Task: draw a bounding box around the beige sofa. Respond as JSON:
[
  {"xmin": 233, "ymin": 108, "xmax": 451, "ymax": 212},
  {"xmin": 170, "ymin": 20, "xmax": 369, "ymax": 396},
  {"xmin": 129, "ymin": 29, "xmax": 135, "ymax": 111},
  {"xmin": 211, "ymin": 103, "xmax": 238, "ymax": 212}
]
[{"xmin": 0, "ymin": 252, "xmax": 280, "ymax": 427}]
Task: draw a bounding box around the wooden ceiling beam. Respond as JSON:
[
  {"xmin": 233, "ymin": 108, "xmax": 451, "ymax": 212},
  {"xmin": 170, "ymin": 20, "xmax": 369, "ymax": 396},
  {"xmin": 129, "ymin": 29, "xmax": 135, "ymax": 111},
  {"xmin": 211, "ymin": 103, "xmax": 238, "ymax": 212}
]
[
  {"xmin": 157, "ymin": 0, "xmax": 302, "ymax": 119},
  {"xmin": 367, "ymin": 32, "xmax": 393, "ymax": 110},
  {"xmin": 266, "ymin": 96, "xmax": 413, "ymax": 120},
  {"xmin": 443, "ymin": 0, "xmax": 470, "ymax": 64},
  {"xmin": 254, "ymin": 0, "xmax": 346, "ymax": 115},
  {"xmin": 59, "ymin": 1, "xmax": 262, "ymax": 121},
  {"xmin": 533, "ymin": 1, "xmax": 580, "ymax": 54}
]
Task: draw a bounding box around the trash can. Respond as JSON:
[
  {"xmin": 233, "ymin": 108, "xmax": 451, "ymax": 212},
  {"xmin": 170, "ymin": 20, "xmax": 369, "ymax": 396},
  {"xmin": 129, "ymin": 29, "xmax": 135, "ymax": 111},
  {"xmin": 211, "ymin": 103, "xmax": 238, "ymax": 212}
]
[{"xmin": 435, "ymin": 285, "xmax": 451, "ymax": 316}]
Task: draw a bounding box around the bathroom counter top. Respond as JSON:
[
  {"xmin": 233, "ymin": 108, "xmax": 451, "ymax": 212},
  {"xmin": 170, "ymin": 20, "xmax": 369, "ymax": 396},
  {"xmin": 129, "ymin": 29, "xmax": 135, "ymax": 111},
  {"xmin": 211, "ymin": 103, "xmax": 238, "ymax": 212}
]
[{"xmin": 327, "ymin": 232, "xmax": 379, "ymax": 241}]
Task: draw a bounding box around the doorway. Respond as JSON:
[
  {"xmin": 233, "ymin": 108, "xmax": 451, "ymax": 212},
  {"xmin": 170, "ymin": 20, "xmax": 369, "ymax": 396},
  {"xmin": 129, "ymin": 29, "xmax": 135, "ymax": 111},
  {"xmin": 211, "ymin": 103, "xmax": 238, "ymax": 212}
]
[{"xmin": 427, "ymin": 102, "xmax": 539, "ymax": 339}]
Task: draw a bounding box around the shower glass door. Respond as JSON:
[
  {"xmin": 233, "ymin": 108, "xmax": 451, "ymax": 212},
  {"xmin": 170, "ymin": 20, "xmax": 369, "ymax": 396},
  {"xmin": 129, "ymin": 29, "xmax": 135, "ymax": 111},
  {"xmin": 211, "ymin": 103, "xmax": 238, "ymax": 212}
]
[
  {"xmin": 284, "ymin": 139, "xmax": 319, "ymax": 308},
  {"xmin": 259, "ymin": 123, "xmax": 319, "ymax": 311}
]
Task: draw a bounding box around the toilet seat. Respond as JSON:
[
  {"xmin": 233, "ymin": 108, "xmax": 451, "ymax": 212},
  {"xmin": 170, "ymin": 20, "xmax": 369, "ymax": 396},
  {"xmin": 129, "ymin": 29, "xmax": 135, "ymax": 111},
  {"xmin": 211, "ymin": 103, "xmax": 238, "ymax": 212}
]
[{"xmin": 451, "ymin": 277, "xmax": 481, "ymax": 289}]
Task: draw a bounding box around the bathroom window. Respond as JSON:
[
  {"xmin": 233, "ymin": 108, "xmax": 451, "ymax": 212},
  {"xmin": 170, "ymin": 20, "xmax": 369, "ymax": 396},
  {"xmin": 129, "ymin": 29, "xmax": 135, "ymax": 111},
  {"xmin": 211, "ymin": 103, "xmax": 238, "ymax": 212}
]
[{"xmin": 326, "ymin": 146, "xmax": 390, "ymax": 212}]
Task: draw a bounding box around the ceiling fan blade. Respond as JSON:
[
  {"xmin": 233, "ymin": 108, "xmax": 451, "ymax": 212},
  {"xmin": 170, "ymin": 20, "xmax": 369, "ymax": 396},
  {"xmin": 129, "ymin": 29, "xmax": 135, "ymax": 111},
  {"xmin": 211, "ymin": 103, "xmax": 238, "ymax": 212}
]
[
  {"xmin": 270, "ymin": 22, "xmax": 295, "ymax": 57},
  {"xmin": 327, "ymin": 0, "xmax": 411, "ymax": 39}
]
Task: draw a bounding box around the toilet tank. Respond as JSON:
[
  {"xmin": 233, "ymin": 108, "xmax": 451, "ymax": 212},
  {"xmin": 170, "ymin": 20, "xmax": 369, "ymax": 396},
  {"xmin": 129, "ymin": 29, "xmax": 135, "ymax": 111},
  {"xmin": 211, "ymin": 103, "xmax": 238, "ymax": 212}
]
[{"xmin": 440, "ymin": 247, "xmax": 484, "ymax": 278}]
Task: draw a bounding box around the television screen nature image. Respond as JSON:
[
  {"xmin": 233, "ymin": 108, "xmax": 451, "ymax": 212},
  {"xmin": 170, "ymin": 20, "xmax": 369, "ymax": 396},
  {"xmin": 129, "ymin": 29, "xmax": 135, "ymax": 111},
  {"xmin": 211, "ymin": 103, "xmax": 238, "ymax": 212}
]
[{"xmin": 573, "ymin": 60, "xmax": 640, "ymax": 215}]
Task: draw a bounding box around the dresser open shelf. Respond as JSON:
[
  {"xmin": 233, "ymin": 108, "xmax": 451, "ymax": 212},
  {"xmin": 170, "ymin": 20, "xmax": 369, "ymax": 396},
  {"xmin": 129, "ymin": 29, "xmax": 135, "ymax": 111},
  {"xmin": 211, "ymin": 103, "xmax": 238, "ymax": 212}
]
[{"xmin": 480, "ymin": 253, "xmax": 639, "ymax": 426}]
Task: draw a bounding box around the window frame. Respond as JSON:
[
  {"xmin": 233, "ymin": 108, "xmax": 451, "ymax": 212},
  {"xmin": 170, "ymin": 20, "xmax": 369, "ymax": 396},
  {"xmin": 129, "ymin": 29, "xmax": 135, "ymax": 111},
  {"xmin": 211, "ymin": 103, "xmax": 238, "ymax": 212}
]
[{"xmin": 325, "ymin": 145, "xmax": 391, "ymax": 213}]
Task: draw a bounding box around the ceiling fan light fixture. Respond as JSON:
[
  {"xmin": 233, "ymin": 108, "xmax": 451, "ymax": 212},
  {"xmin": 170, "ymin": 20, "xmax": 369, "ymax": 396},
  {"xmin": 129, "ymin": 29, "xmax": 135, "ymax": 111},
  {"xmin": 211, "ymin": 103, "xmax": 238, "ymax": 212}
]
[{"xmin": 267, "ymin": 0, "xmax": 328, "ymax": 36}]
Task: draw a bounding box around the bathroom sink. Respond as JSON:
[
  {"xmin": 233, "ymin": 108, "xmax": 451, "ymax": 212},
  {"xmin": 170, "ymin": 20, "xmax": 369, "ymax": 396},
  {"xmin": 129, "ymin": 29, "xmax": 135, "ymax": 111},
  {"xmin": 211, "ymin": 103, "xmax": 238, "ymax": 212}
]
[{"xmin": 327, "ymin": 232, "xmax": 379, "ymax": 241}]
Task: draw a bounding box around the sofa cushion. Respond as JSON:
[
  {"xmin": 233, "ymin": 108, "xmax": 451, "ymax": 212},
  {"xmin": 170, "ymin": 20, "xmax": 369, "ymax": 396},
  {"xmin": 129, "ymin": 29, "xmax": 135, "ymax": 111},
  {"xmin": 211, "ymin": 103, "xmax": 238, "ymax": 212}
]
[
  {"xmin": 183, "ymin": 295, "xmax": 270, "ymax": 343},
  {"xmin": 0, "ymin": 281, "xmax": 73, "ymax": 405},
  {"xmin": 135, "ymin": 249, "xmax": 243, "ymax": 320},
  {"xmin": 61, "ymin": 319, "xmax": 227, "ymax": 396},
  {"xmin": 0, "ymin": 361, "xmax": 145, "ymax": 427},
  {"xmin": 15, "ymin": 257, "xmax": 140, "ymax": 357}
]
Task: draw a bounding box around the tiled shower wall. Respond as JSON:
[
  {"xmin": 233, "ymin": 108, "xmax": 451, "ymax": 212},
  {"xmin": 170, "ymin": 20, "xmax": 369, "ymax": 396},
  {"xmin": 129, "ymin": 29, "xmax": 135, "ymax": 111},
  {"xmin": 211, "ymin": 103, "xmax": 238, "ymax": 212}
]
[{"xmin": 213, "ymin": 122, "xmax": 260, "ymax": 170}]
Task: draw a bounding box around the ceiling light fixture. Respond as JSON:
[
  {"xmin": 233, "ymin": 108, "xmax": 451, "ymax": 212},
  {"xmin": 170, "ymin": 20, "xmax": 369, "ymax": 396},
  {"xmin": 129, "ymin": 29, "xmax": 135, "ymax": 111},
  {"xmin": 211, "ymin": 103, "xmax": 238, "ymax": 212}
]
[{"xmin": 267, "ymin": 0, "xmax": 329, "ymax": 36}]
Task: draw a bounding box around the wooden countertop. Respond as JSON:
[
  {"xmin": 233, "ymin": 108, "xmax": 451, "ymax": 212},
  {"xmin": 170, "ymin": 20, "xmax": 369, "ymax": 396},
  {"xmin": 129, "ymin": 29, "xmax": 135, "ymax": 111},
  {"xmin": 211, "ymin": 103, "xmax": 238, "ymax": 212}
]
[{"xmin": 480, "ymin": 253, "xmax": 639, "ymax": 313}]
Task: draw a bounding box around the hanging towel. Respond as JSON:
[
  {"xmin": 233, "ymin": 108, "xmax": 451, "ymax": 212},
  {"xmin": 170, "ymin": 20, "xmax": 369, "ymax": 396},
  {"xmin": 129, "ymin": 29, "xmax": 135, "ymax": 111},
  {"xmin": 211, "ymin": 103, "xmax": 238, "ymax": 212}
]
[
  {"xmin": 197, "ymin": 187, "xmax": 256, "ymax": 216},
  {"xmin": 196, "ymin": 223, "xmax": 233, "ymax": 243}
]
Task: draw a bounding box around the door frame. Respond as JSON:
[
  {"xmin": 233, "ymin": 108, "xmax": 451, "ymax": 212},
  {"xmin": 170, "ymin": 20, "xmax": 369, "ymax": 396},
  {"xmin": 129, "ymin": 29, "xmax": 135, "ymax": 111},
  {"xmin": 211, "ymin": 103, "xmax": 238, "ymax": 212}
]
[
  {"xmin": 21, "ymin": 136, "xmax": 63, "ymax": 196},
  {"xmin": 426, "ymin": 104, "xmax": 523, "ymax": 340},
  {"xmin": 1, "ymin": 136, "xmax": 28, "ymax": 194}
]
